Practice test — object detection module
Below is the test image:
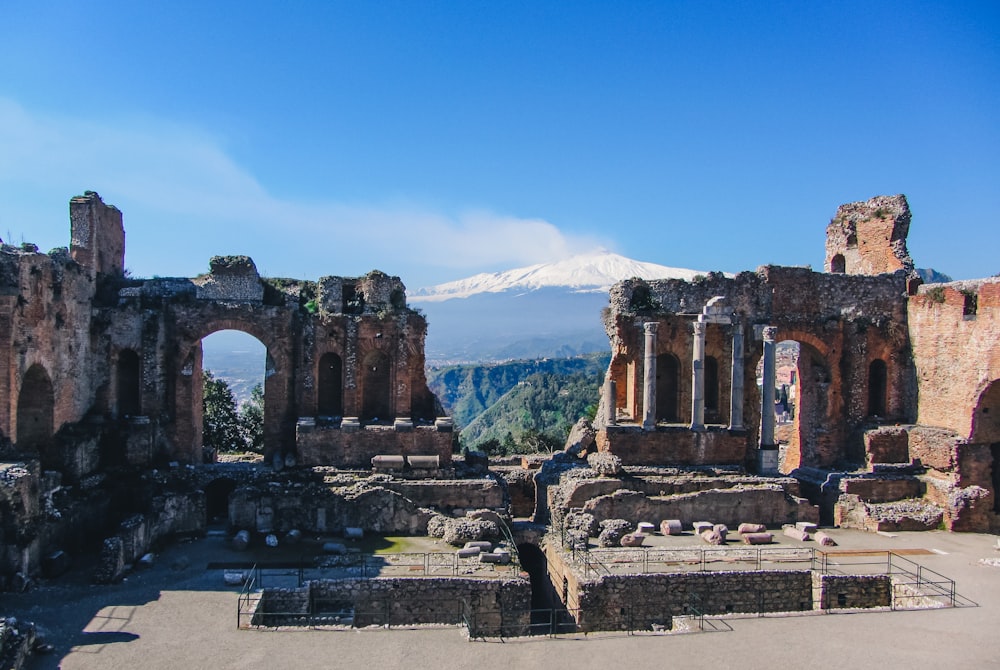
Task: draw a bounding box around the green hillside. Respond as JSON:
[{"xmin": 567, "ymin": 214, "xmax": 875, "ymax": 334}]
[{"xmin": 426, "ymin": 353, "xmax": 610, "ymax": 454}]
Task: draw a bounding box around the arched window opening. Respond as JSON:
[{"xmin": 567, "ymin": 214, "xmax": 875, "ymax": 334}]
[
  {"xmin": 362, "ymin": 350, "xmax": 391, "ymax": 422},
  {"xmin": 868, "ymin": 359, "xmax": 887, "ymax": 418},
  {"xmin": 318, "ymin": 353, "xmax": 343, "ymax": 417},
  {"xmin": 656, "ymin": 353, "xmax": 680, "ymax": 422},
  {"xmin": 117, "ymin": 349, "xmax": 141, "ymax": 418},
  {"xmin": 830, "ymin": 254, "xmax": 846, "ymax": 274},
  {"xmin": 17, "ymin": 364, "xmax": 54, "ymax": 453}
]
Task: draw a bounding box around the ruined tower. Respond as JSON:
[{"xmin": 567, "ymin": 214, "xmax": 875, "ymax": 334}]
[{"xmin": 824, "ymin": 194, "xmax": 914, "ymax": 275}]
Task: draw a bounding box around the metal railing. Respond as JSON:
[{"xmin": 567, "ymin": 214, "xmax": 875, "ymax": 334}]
[{"xmin": 815, "ymin": 550, "xmax": 958, "ymax": 608}]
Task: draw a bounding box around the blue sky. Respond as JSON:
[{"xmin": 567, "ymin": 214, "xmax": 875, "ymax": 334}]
[{"xmin": 1, "ymin": 1, "xmax": 998, "ymax": 287}]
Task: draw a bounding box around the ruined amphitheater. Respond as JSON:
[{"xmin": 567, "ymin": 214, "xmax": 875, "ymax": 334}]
[{"xmin": 1, "ymin": 191, "xmax": 998, "ymax": 652}]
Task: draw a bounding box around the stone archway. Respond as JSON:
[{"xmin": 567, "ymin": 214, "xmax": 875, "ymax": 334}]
[
  {"xmin": 17, "ymin": 364, "xmax": 54, "ymax": 455},
  {"xmin": 172, "ymin": 316, "xmax": 292, "ymax": 464}
]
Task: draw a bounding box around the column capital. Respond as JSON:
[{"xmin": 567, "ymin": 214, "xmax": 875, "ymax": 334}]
[
  {"xmin": 643, "ymin": 321, "xmax": 659, "ymax": 335},
  {"xmin": 692, "ymin": 320, "xmax": 706, "ymax": 335},
  {"xmin": 762, "ymin": 325, "xmax": 778, "ymax": 342}
]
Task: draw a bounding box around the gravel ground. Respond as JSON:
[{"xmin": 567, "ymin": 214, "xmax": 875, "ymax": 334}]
[{"xmin": 4, "ymin": 529, "xmax": 1000, "ymax": 670}]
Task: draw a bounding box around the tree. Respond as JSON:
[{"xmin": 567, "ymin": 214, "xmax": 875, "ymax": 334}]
[
  {"xmin": 202, "ymin": 371, "xmax": 242, "ymax": 452},
  {"xmin": 238, "ymin": 383, "xmax": 264, "ymax": 453}
]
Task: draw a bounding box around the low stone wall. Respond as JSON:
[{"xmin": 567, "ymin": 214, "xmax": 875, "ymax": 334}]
[
  {"xmin": 575, "ymin": 570, "xmax": 814, "ymax": 630},
  {"xmin": 229, "ymin": 484, "xmax": 433, "ymax": 535},
  {"xmin": 864, "ymin": 427, "xmax": 910, "ymax": 464},
  {"xmin": 840, "ymin": 476, "xmax": 923, "ymax": 503},
  {"xmin": 257, "ymin": 577, "xmax": 531, "ymax": 637},
  {"xmin": 296, "ymin": 423, "xmax": 453, "ymax": 469},
  {"xmin": 93, "ymin": 491, "xmax": 206, "ymax": 583},
  {"xmin": 581, "ymin": 485, "xmax": 818, "ymax": 528},
  {"xmin": 812, "ymin": 573, "xmax": 891, "ymax": 610},
  {"xmin": 379, "ymin": 479, "xmax": 504, "ymax": 513},
  {"xmin": 596, "ymin": 425, "xmax": 746, "ymax": 466}
]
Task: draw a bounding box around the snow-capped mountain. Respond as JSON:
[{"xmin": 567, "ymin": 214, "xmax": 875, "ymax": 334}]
[
  {"xmin": 411, "ymin": 250, "xmax": 708, "ymax": 302},
  {"xmin": 414, "ymin": 250, "xmax": 718, "ymax": 364}
]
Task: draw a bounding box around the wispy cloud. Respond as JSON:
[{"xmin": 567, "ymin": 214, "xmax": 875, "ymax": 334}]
[{"xmin": 0, "ymin": 98, "xmax": 608, "ymax": 284}]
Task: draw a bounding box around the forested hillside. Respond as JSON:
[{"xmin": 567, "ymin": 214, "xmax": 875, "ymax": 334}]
[{"xmin": 426, "ymin": 353, "xmax": 610, "ymax": 454}]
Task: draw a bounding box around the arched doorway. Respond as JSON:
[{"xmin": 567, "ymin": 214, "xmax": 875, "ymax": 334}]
[
  {"xmin": 971, "ymin": 381, "xmax": 1000, "ymax": 514},
  {"xmin": 361, "ymin": 350, "xmax": 391, "ymax": 422},
  {"xmin": 317, "ymin": 353, "xmax": 343, "ymax": 417},
  {"xmin": 17, "ymin": 364, "xmax": 54, "ymax": 455},
  {"xmin": 199, "ymin": 330, "xmax": 267, "ymax": 455},
  {"xmin": 656, "ymin": 353, "xmax": 680, "ymax": 423}
]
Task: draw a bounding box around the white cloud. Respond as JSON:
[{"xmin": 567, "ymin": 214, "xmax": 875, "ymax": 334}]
[{"xmin": 0, "ymin": 98, "xmax": 609, "ymax": 284}]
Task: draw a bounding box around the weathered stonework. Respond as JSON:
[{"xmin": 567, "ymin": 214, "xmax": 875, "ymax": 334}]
[
  {"xmin": 0, "ymin": 193, "xmax": 451, "ymax": 582},
  {"xmin": 593, "ymin": 194, "xmax": 999, "ymax": 532},
  {"xmin": 0, "ymin": 192, "xmax": 447, "ymax": 470}
]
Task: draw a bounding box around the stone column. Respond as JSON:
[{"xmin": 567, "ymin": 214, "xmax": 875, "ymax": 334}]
[
  {"xmin": 642, "ymin": 322, "xmax": 658, "ymax": 430},
  {"xmin": 690, "ymin": 320, "xmax": 706, "ymax": 430},
  {"xmin": 760, "ymin": 326, "xmax": 778, "ymax": 447},
  {"xmin": 729, "ymin": 323, "xmax": 745, "ymax": 431},
  {"xmin": 604, "ymin": 379, "xmax": 617, "ymax": 426}
]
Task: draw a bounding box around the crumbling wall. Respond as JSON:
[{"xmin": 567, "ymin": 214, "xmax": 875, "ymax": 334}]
[
  {"xmin": 580, "ymin": 485, "xmax": 818, "ymax": 528},
  {"xmin": 824, "ymin": 194, "xmax": 914, "ymax": 275}
]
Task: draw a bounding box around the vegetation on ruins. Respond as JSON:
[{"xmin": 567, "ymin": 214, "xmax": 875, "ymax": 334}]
[{"xmin": 203, "ymin": 372, "xmax": 263, "ymax": 453}]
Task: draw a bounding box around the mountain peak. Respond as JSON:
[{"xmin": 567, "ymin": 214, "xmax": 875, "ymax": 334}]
[{"xmin": 411, "ymin": 250, "xmax": 717, "ymax": 302}]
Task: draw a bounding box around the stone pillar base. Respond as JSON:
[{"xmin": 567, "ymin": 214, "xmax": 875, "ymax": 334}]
[{"xmin": 758, "ymin": 448, "xmax": 779, "ymax": 475}]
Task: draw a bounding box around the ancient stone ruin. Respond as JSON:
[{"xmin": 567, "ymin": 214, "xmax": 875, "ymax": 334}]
[{"xmin": 1, "ymin": 192, "xmax": 996, "ymax": 644}]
